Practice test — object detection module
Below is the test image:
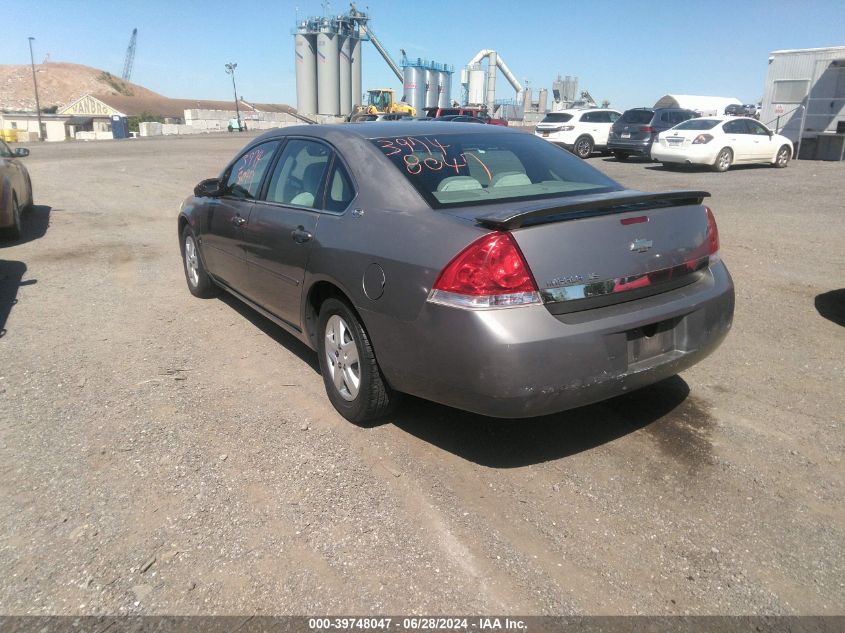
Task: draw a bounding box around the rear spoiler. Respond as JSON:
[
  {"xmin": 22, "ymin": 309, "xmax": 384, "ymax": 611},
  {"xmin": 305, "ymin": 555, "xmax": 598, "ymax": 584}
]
[{"xmin": 475, "ymin": 190, "xmax": 711, "ymax": 230}]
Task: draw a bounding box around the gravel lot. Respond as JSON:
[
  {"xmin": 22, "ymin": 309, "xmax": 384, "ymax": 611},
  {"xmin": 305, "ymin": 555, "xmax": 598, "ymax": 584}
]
[{"xmin": 0, "ymin": 133, "xmax": 842, "ymax": 616}]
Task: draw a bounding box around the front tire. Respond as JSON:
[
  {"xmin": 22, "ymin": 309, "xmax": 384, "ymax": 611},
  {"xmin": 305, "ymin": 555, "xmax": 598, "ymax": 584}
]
[
  {"xmin": 573, "ymin": 135, "xmax": 594, "ymax": 159},
  {"xmin": 2, "ymin": 196, "xmax": 22, "ymax": 240},
  {"xmin": 774, "ymin": 145, "xmax": 791, "ymax": 168},
  {"xmin": 317, "ymin": 298, "xmax": 395, "ymax": 423},
  {"xmin": 712, "ymin": 147, "xmax": 733, "ymax": 172},
  {"xmin": 181, "ymin": 226, "xmax": 216, "ymax": 298}
]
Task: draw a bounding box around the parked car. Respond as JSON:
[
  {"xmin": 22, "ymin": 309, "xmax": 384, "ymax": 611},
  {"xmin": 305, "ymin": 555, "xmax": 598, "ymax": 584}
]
[
  {"xmin": 724, "ymin": 104, "xmax": 745, "ymax": 116},
  {"xmin": 651, "ymin": 116, "xmax": 792, "ymax": 172},
  {"xmin": 425, "ymin": 107, "xmax": 508, "ymax": 126},
  {"xmin": 349, "ymin": 112, "xmax": 413, "ymax": 122},
  {"xmin": 607, "ymin": 108, "xmax": 698, "ymax": 160},
  {"xmin": 179, "ymin": 122, "xmax": 734, "ymax": 422},
  {"xmin": 534, "ymin": 108, "xmax": 622, "ymax": 158},
  {"xmin": 742, "ymin": 104, "xmax": 760, "ymax": 118},
  {"xmin": 0, "ymin": 141, "xmax": 34, "ymax": 239},
  {"xmin": 435, "ymin": 115, "xmax": 485, "ymax": 123}
]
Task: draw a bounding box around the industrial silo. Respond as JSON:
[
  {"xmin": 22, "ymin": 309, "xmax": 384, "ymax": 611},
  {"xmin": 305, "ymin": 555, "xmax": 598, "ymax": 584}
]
[
  {"xmin": 295, "ymin": 33, "xmax": 318, "ymax": 114},
  {"xmin": 339, "ymin": 35, "xmax": 352, "ymax": 115},
  {"xmin": 350, "ymin": 36, "xmax": 362, "ymax": 109},
  {"xmin": 403, "ymin": 65, "xmax": 425, "ymax": 115},
  {"xmin": 467, "ymin": 65, "xmax": 485, "ymax": 106},
  {"xmin": 437, "ymin": 71, "xmax": 451, "ymax": 108},
  {"xmin": 537, "ymin": 88, "xmax": 548, "ymax": 113},
  {"xmin": 317, "ymin": 30, "xmax": 340, "ymax": 115},
  {"xmin": 522, "ymin": 87, "xmax": 532, "ymax": 114},
  {"xmin": 424, "ymin": 69, "xmax": 438, "ymax": 109}
]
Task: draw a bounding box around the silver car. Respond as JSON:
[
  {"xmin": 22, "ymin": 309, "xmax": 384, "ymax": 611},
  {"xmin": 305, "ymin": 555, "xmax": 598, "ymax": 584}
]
[{"xmin": 179, "ymin": 122, "xmax": 734, "ymax": 422}]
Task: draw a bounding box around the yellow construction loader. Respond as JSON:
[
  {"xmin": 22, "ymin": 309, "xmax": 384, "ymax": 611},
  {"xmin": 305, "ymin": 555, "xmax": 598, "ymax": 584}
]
[{"xmin": 354, "ymin": 89, "xmax": 416, "ymax": 117}]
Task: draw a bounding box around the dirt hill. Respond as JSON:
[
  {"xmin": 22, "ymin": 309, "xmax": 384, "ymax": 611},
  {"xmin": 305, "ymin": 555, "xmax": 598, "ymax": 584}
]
[
  {"xmin": 0, "ymin": 62, "xmax": 166, "ymax": 112},
  {"xmin": 0, "ymin": 61, "xmax": 299, "ymax": 120}
]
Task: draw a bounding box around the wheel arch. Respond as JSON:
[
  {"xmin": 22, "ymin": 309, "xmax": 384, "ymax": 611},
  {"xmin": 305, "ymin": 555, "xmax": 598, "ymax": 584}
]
[{"xmin": 304, "ymin": 278, "xmax": 359, "ymax": 351}]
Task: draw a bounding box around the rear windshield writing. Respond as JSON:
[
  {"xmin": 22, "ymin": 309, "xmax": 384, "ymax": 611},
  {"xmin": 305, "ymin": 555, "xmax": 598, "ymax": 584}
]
[
  {"xmin": 371, "ymin": 133, "xmax": 619, "ymax": 208},
  {"xmin": 540, "ymin": 113, "xmax": 573, "ymax": 123},
  {"xmin": 620, "ymin": 110, "xmax": 654, "ymax": 124},
  {"xmin": 674, "ymin": 119, "xmax": 720, "ymax": 130}
]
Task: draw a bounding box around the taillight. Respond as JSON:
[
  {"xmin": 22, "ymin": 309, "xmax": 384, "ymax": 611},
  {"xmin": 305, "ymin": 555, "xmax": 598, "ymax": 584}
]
[
  {"xmin": 428, "ymin": 232, "xmax": 541, "ymax": 309},
  {"xmin": 693, "ymin": 134, "xmax": 714, "ymax": 144},
  {"xmin": 639, "ymin": 126, "xmax": 656, "ymax": 133},
  {"xmin": 705, "ymin": 206, "xmax": 720, "ymax": 264}
]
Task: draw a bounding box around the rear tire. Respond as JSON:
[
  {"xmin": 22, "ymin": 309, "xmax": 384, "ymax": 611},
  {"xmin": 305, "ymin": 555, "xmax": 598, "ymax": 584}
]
[
  {"xmin": 613, "ymin": 151, "xmax": 629, "ymax": 162},
  {"xmin": 181, "ymin": 226, "xmax": 216, "ymax": 298},
  {"xmin": 573, "ymin": 136, "xmax": 594, "ymax": 159},
  {"xmin": 317, "ymin": 298, "xmax": 395, "ymax": 424},
  {"xmin": 774, "ymin": 145, "xmax": 791, "ymax": 168},
  {"xmin": 712, "ymin": 147, "xmax": 733, "ymax": 172}
]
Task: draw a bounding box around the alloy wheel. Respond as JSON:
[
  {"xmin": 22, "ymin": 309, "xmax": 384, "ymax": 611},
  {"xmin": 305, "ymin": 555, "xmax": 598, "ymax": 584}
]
[
  {"xmin": 184, "ymin": 235, "xmax": 200, "ymax": 287},
  {"xmin": 324, "ymin": 314, "xmax": 361, "ymax": 401}
]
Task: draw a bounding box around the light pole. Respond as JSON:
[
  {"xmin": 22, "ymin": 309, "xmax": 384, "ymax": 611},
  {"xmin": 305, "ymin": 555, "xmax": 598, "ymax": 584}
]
[
  {"xmin": 28, "ymin": 37, "xmax": 43, "ymax": 140},
  {"xmin": 224, "ymin": 62, "xmax": 241, "ymax": 129}
]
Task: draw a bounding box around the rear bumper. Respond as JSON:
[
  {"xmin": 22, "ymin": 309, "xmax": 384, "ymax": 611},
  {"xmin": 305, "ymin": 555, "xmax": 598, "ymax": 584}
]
[
  {"xmin": 365, "ymin": 262, "xmax": 735, "ymax": 418},
  {"xmin": 651, "ymin": 143, "xmax": 719, "ymax": 165},
  {"xmin": 607, "ymin": 138, "xmax": 654, "ymax": 156}
]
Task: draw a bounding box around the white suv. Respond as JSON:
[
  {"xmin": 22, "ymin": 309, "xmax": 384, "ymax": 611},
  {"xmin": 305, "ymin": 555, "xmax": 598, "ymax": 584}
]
[{"xmin": 534, "ymin": 108, "xmax": 622, "ymax": 158}]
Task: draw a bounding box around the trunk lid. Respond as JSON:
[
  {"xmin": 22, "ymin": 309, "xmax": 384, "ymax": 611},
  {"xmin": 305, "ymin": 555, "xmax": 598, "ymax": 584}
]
[{"xmin": 471, "ymin": 190, "xmax": 713, "ymax": 313}]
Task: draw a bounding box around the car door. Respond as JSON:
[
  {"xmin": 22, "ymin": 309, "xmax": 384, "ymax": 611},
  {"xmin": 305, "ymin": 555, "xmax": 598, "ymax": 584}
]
[
  {"xmin": 243, "ymin": 138, "xmax": 343, "ymax": 328},
  {"xmin": 721, "ymin": 120, "xmax": 755, "ymax": 162},
  {"xmin": 201, "ymin": 140, "xmax": 280, "ymax": 291},
  {"xmin": 746, "ymin": 120, "xmax": 777, "ymax": 160}
]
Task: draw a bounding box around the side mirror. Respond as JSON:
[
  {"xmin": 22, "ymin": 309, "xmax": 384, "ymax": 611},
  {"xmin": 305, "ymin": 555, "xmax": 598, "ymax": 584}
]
[
  {"xmin": 14, "ymin": 148, "xmax": 30, "ymax": 158},
  {"xmin": 194, "ymin": 177, "xmax": 224, "ymax": 198},
  {"xmin": 767, "ymin": 130, "xmax": 773, "ymax": 138}
]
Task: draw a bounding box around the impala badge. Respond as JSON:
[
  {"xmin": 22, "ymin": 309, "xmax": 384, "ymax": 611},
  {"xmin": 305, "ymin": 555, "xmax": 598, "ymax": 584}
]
[{"xmin": 630, "ymin": 238, "xmax": 653, "ymax": 253}]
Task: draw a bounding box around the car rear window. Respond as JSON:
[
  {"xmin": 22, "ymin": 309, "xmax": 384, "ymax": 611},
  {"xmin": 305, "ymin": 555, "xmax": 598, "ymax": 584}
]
[
  {"xmin": 540, "ymin": 113, "xmax": 573, "ymax": 123},
  {"xmin": 620, "ymin": 110, "xmax": 654, "ymax": 124},
  {"xmin": 371, "ymin": 133, "xmax": 619, "ymax": 208},
  {"xmin": 674, "ymin": 119, "xmax": 720, "ymax": 130}
]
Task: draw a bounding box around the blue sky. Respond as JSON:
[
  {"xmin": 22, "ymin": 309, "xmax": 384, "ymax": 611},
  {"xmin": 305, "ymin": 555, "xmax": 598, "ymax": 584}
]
[{"xmin": 3, "ymin": 0, "xmax": 844, "ymax": 111}]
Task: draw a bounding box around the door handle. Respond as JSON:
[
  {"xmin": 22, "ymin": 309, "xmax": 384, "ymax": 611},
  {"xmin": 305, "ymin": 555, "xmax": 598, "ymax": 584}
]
[
  {"xmin": 230, "ymin": 215, "xmax": 247, "ymax": 227},
  {"xmin": 291, "ymin": 227, "xmax": 313, "ymax": 243}
]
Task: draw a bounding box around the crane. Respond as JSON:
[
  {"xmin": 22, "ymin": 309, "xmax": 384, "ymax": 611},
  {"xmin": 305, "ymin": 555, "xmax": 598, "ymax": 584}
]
[{"xmin": 122, "ymin": 28, "xmax": 137, "ymax": 81}]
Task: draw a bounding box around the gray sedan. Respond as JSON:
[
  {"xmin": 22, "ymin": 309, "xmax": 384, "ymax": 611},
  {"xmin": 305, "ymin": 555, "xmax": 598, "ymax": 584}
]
[{"xmin": 178, "ymin": 122, "xmax": 734, "ymax": 422}]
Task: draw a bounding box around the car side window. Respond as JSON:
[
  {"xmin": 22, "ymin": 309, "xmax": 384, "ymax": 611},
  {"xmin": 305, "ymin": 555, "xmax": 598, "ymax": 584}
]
[
  {"xmin": 748, "ymin": 121, "xmax": 770, "ymax": 135},
  {"xmin": 325, "ymin": 161, "xmax": 356, "ymax": 213},
  {"xmin": 265, "ymin": 139, "xmax": 330, "ymax": 208},
  {"xmin": 723, "ymin": 120, "xmax": 747, "ymax": 134},
  {"xmin": 609, "ymin": 112, "xmax": 620, "ymax": 123},
  {"xmin": 660, "ymin": 112, "xmax": 670, "ymax": 123},
  {"xmin": 224, "ymin": 141, "xmax": 280, "ymax": 200}
]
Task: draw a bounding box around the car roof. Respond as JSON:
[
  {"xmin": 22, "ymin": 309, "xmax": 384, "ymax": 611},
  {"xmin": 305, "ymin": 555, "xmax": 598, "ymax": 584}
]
[{"xmin": 255, "ymin": 121, "xmax": 520, "ymax": 142}]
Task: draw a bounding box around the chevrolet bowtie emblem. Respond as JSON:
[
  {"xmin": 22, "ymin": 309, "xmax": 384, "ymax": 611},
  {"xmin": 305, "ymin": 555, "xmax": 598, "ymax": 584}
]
[{"xmin": 630, "ymin": 238, "xmax": 653, "ymax": 253}]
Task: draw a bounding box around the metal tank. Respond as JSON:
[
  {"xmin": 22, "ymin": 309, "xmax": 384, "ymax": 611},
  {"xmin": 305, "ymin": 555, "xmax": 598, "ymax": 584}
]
[
  {"xmin": 294, "ymin": 33, "xmax": 318, "ymax": 114},
  {"xmin": 537, "ymin": 88, "xmax": 548, "ymax": 113},
  {"xmin": 316, "ymin": 30, "xmax": 340, "ymax": 115},
  {"xmin": 403, "ymin": 66, "xmax": 425, "ymax": 115},
  {"xmin": 467, "ymin": 65, "xmax": 485, "ymax": 105},
  {"xmin": 437, "ymin": 71, "xmax": 451, "ymax": 108},
  {"xmin": 424, "ymin": 69, "xmax": 438, "ymax": 109},
  {"xmin": 338, "ymin": 35, "xmax": 352, "ymax": 115},
  {"xmin": 522, "ymin": 87, "xmax": 532, "ymax": 114},
  {"xmin": 350, "ymin": 36, "xmax": 362, "ymax": 109}
]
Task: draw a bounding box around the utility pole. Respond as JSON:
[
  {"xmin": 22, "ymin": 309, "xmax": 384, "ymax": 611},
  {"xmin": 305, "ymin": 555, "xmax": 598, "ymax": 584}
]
[
  {"xmin": 28, "ymin": 37, "xmax": 43, "ymax": 141},
  {"xmin": 224, "ymin": 62, "xmax": 241, "ymax": 128}
]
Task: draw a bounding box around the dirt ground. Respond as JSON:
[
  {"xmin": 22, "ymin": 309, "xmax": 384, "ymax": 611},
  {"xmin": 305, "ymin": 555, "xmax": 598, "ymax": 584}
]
[{"xmin": 0, "ymin": 133, "xmax": 842, "ymax": 616}]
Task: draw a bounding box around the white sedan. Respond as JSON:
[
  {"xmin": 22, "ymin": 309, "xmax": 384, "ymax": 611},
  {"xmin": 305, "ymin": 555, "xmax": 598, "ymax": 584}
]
[{"xmin": 651, "ymin": 117, "xmax": 793, "ymax": 172}]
